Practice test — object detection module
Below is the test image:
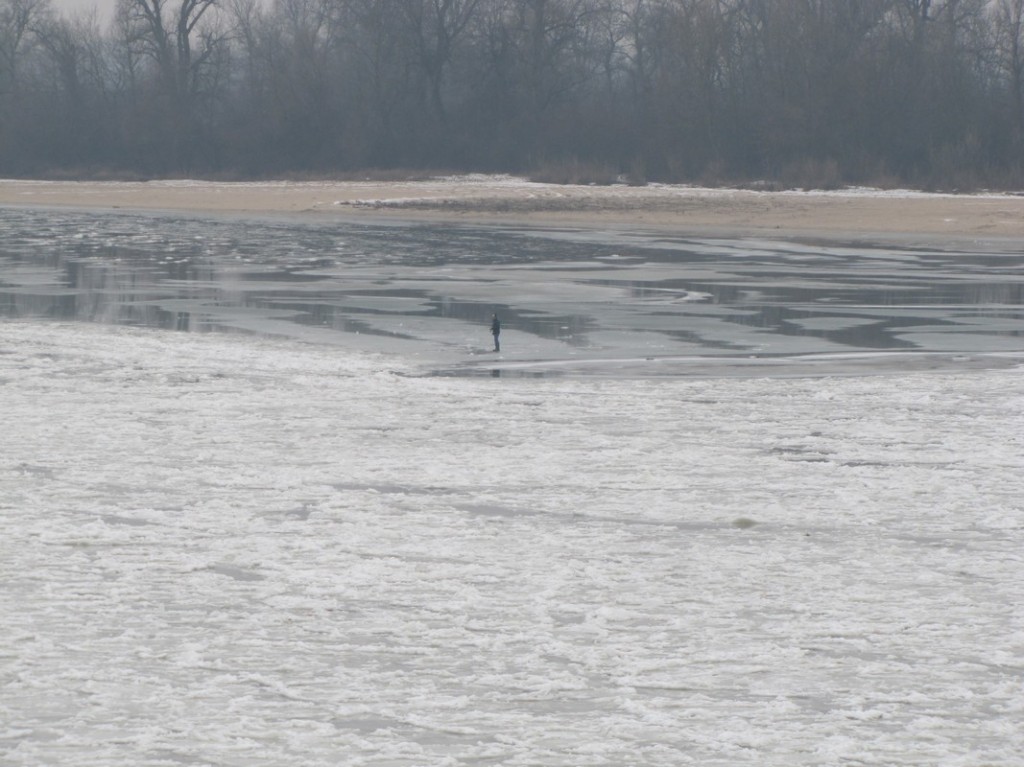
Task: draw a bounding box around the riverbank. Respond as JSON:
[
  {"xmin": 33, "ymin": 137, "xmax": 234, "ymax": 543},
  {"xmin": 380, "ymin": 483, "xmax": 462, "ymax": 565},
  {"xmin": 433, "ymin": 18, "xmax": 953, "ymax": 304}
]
[{"xmin": 3, "ymin": 176, "xmax": 1024, "ymax": 241}]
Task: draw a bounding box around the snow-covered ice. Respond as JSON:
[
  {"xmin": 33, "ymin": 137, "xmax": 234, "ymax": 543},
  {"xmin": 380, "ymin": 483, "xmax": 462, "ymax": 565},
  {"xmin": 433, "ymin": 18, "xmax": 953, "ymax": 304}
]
[{"xmin": 2, "ymin": 320, "xmax": 1022, "ymax": 766}]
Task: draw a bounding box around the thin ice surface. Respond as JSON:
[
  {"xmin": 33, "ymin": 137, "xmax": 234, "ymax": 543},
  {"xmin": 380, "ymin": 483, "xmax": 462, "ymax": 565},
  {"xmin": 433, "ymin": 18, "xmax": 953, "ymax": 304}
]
[
  {"xmin": 2, "ymin": 322, "xmax": 1023, "ymax": 766},
  {"xmin": 2, "ymin": 207, "xmax": 1024, "ymax": 378}
]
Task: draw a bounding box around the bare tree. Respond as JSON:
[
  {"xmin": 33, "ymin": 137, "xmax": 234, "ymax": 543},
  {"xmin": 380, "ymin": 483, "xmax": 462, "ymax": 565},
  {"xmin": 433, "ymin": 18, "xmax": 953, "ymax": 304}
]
[
  {"xmin": 112, "ymin": 0, "xmax": 228, "ymax": 169},
  {"xmin": 995, "ymin": 0, "xmax": 1024, "ymax": 140},
  {"xmin": 117, "ymin": 0, "xmax": 226, "ymax": 107},
  {"xmin": 402, "ymin": 0, "xmax": 483, "ymax": 128},
  {"xmin": 0, "ymin": 0, "xmax": 51, "ymax": 94},
  {"xmin": 256, "ymin": 0, "xmax": 346, "ymax": 167}
]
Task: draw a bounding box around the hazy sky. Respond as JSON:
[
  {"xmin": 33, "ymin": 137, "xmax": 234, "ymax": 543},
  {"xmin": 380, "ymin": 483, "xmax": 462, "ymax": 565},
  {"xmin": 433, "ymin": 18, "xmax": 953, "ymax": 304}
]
[{"xmin": 52, "ymin": 0, "xmax": 116, "ymax": 22}]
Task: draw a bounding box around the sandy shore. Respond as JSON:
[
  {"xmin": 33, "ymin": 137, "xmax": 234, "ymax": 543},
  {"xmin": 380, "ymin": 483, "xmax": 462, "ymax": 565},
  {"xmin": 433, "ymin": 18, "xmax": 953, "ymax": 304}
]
[{"xmin": 2, "ymin": 176, "xmax": 1024, "ymax": 241}]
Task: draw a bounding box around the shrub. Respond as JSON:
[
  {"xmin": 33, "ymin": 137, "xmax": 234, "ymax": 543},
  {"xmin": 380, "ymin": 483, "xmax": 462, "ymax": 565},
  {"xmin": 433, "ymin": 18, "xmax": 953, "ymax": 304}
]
[
  {"xmin": 528, "ymin": 158, "xmax": 620, "ymax": 185},
  {"xmin": 778, "ymin": 157, "xmax": 843, "ymax": 191}
]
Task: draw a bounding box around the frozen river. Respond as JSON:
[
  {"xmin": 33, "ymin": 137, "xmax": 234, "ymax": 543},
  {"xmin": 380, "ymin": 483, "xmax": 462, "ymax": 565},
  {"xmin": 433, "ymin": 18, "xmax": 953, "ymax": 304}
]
[
  {"xmin": 2, "ymin": 207, "xmax": 1023, "ymax": 766},
  {"xmin": 2, "ymin": 206, "xmax": 1023, "ymax": 376}
]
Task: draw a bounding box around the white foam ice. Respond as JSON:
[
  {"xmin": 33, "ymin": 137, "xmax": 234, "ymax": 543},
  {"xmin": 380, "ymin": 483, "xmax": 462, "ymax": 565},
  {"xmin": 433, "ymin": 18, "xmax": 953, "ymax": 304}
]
[
  {"xmin": 10, "ymin": 175, "xmax": 1022, "ymax": 212},
  {"xmin": 1, "ymin": 320, "xmax": 1022, "ymax": 766}
]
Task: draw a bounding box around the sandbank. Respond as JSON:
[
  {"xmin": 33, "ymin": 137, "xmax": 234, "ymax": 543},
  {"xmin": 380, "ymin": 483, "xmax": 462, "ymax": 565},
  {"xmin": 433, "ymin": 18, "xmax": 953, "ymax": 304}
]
[{"xmin": 2, "ymin": 176, "xmax": 1023, "ymax": 242}]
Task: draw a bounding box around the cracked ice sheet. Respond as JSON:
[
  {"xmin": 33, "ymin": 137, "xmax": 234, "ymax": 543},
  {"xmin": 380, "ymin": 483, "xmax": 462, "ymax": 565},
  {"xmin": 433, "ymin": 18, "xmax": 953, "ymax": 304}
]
[{"xmin": 1, "ymin": 321, "xmax": 1023, "ymax": 767}]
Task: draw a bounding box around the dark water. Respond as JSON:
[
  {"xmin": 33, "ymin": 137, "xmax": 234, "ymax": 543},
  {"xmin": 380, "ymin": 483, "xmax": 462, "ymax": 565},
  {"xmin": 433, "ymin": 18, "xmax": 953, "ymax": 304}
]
[{"xmin": 2, "ymin": 206, "xmax": 1023, "ymax": 375}]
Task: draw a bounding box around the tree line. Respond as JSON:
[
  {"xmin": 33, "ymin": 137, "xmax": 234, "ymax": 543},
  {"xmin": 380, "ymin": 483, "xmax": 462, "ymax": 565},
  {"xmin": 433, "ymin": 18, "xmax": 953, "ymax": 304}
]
[{"xmin": 2, "ymin": 0, "xmax": 1024, "ymax": 188}]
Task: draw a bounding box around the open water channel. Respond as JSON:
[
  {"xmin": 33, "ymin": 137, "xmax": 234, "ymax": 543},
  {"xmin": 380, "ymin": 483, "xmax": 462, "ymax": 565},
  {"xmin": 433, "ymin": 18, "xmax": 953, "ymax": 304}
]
[{"xmin": 2, "ymin": 206, "xmax": 1023, "ymax": 376}]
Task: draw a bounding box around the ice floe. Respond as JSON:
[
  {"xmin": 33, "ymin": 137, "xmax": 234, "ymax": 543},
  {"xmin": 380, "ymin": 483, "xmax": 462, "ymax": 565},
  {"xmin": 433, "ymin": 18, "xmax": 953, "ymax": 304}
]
[{"xmin": 2, "ymin": 320, "xmax": 1022, "ymax": 765}]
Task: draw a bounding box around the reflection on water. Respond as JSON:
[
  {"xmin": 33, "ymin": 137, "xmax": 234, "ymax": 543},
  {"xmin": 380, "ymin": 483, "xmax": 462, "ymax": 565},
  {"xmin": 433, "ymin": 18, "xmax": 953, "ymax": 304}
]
[{"xmin": 2, "ymin": 206, "xmax": 1023, "ymax": 368}]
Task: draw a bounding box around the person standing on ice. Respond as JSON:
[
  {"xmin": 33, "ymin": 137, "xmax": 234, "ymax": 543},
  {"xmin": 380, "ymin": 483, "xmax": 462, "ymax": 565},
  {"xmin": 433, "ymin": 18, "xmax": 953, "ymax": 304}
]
[{"xmin": 490, "ymin": 313, "xmax": 501, "ymax": 352}]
